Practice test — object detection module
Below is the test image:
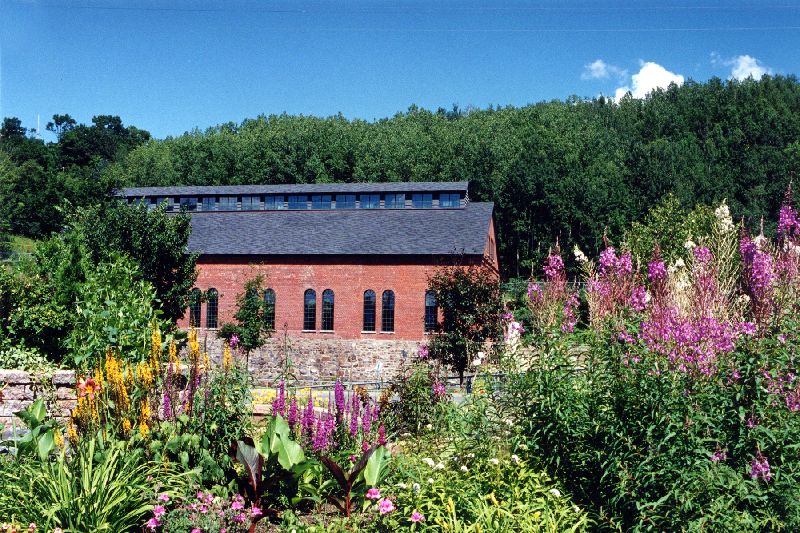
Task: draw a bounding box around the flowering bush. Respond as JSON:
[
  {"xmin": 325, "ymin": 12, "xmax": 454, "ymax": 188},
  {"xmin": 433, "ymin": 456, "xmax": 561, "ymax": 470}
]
[
  {"xmin": 146, "ymin": 491, "xmax": 261, "ymax": 532},
  {"xmin": 500, "ymin": 194, "xmax": 800, "ymax": 529}
]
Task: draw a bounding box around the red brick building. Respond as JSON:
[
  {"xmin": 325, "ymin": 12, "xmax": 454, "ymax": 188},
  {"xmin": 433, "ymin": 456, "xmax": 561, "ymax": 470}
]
[{"xmin": 121, "ymin": 182, "xmax": 497, "ymax": 381}]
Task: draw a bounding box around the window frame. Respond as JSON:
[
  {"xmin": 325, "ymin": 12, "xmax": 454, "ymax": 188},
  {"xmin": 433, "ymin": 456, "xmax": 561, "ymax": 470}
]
[
  {"xmin": 385, "ymin": 193, "xmax": 406, "ymax": 209},
  {"xmin": 321, "ymin": 289, "xmax": 335, "ymax": 331},
  {"xmin": 303, "ymin": 289, "xmax": 317, "ymax": 331},
  {"xmin": 335, "ymin": 194, "xmax": 356, "ymax": 209},
  {"xmin": 381, "ymin": 290, "xmax": 395, "ymax": 333},
  {"xmin": 189, "ymin": 288, "xmax": 202, "ymax": 328},
  {"xmin": 312, "ymin": 194, "xmax": 332, "ymax": 209},
  {"xmin": 201, "ymin": 197, "xmax": 216, "ymax": 211},
  {"xmin": 439, "ymin": 193, "xmax": 460, "ymax": 208},
  {"xmin": 362, "ymin": 289, "xmax": 376, "ymax": 332},
  {"xmin": 219, "ymin": 196, "xmax": 237, "ymax": 211},
  {"xmin": 360, "ymin": 194, "xmax": 380, "ymax": 209},
  {"xmin": 288, "ymin": 195, "xmax": 308, "ymax": 210},
  {"xmin": 240, "ymin": 195, "xmax": 261, "ymax": 210},
  {"xmin": 412, "ymin": 193, "xmax": 433, "ymax": 208},
  {"xmin": 205, "ymin": 288, "xmax": 219, "ymax": 329},
  {"xmin": 424, "ymin": 290, "xmax": 438, "ymax": 333},
  {"xmin": 263, "ymin": 288, "xmax": 276, "ymax": 331}
]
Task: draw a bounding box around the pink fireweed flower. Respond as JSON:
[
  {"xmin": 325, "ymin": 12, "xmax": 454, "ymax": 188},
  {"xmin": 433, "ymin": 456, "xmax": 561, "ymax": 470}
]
[
  {"xmin": 629, "ymin": 286, "xmax": 647, "ymax": 312},
  {"xmin": 710, "ymin": 447, "xmax": 727, "ymax": 462},
  {"xmin": 378, "ymin": 424, "xmax": 387, "ymax": 446},
  {"xmin": 410, "ymin": 511, "xmax": 425, "ymax": 523},
  {"xmin": 378, "ymin": 498, "xmax": 396, "ymax": 514},
  {"xmin": 739, "ymin": 322, "xmax": 757, "ymax": 336},
  {"xmin": 366, "ymin": 487, "xmax": 381, "ymax": 500},
  {"xmin": 693, "ymin": 246, "xmax": 713, "ymax": 264},
  {"xmin": 648, "ymin": 259, "xmax": 667, "ymax": 282},
  {"xmin": 417, "ymin": 344, "xmax": 429, "ymax": 359},
  {"xmin": 288, "ymin": 396, "xmax": 298, "ymax": 428},
  {"xmin": 528, "ymin": 282, "xmax": 542, "ymax": 302},
  {"xmin": 750, "ymin": 451, "xmax": 772, "ymax": 482},
  {"xmin": 432, "ymin": 382, "xmax": 447, "ymax": 399},
  {"xmin": 334, "ymin": 379, "xmax": 345, "ymax": 414},
  {"xmin": 233, "ymin": 513, "xmax": 247, "ymax": 523}
]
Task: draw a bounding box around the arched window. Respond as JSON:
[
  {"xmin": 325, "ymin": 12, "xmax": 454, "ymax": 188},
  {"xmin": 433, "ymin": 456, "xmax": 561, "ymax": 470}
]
[
  {"xmin": 189, "ymin": 288, "xmax": 202, "ymax": 328},
  {"xmin": 381, "ymin": 290, "xmax": 395, "ymax": 332},
  {"xmin": 303, "ymin": 289, "xmax": 316, "ymax": 331},
  {"xmin": 424, "ymin": 290, "xmax": 438, "ymax": 333},
  {"xmin": 321, "ymin": 289, "xmax": 335, "ymax": 331},
  {"xmin": 263, "ymin": 289, "xmax": 276, "ymax": 331},
  {"xmin": 363, "ymin": 290, "xmax": 376, "ymax": 332},
  {"xmin": 206, "ymin": 288, "xmax": 219, "ymax": 329}
]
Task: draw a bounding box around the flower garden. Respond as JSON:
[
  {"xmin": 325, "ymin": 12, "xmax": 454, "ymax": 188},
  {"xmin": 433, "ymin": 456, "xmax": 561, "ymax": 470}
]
[{"xmin": 4, "ymin": 191, "xmax": 800, "ymax": 531}]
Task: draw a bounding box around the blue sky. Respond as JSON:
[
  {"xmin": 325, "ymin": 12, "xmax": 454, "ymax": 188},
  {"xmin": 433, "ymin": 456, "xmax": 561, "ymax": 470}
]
[{"xmin": 3, "ymin": 0, "xmax": 800, "ymax": 140}]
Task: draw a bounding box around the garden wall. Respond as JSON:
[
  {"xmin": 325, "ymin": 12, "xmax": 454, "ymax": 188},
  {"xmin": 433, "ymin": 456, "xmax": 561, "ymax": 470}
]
[
  {"xmin": 0, "ymin": 370, "xmax": 75, "ymax": 428},
  {"xmin": 201, "ymin": 335, "xmax": 419, "ymax": 385}
]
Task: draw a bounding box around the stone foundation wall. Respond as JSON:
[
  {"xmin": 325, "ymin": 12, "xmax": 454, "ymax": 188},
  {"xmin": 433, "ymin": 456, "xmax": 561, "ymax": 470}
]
[
  {"xmin": 0, "ymin": 370, "xmax": 75, "ymax": 428},
  {"xmin": 200, "ymin": 335, "xmax": 421, "ymax": 386},
  {"xmin": 0, "ymin": 337, "xmax": 420, "ymax": 427}
]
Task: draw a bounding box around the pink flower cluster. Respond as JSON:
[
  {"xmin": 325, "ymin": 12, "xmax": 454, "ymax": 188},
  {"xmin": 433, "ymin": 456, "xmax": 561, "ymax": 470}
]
[
  {"xmin": 588, "ymin": 245, "xmax": 643, "ymax": 321},
  {"xmin": 146, "ymin": 492, "xmax": 260, "ymax": 531},
  {"xmin": 750, "ymin": 451, "xmax": 772, "ymax": 482},
  {"xmin": 281, "ymin": 380, "xmax": 385, "ymax": 455}
]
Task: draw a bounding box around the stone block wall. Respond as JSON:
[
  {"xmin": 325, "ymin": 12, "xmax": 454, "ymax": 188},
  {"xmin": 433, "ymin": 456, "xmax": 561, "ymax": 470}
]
[
  {"xmin": 0, "ymin": 370, "xmax": 76, "ymax": 428},
  {"xmin": 200, "ymin": 334, "xmax": 421, "ymax": 386}
]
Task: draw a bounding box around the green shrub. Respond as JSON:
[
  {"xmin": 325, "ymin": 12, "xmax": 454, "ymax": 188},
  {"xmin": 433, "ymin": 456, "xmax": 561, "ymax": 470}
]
[{"xmin": 0, "ymin": 434, "xmax": 190, "ymax": 531}]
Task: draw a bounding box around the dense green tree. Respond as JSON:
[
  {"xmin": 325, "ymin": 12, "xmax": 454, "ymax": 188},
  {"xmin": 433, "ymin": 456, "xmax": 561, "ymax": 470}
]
[{"xmin": 74, "ymin": 201, "xmax": 198, "ymax": 323}]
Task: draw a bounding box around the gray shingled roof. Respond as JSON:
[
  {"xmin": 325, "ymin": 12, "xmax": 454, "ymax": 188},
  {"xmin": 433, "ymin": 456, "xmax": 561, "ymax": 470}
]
[
  {"xmin": 120, "ymin": 181, "xmax": 467, "ymax": 197},
  {"xmin": 188, "ymin": 202, "xmax": 493, "ymax": 256}
]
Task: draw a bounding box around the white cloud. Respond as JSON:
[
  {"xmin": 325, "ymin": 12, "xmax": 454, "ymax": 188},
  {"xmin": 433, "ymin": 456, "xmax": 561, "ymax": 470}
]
[
  {"xmin": 729, "ymin": 55, "xmax": 771, "ymax": 81},
  {"xmin": 581, "ymin": 59, "xmax": 627, "ymax": 81},
  {"xmin": 614, "ymin": 61, "xmax": 684, "ymax": 100}
]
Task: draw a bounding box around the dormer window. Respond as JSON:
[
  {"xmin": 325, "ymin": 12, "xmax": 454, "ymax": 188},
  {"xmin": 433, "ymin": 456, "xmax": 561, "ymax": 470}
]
[
  {"xmin": 264, "ymin": 195, "xmax": 284, "ymax": 209},
  {"xmin": 439, "ymin": 193, "xmax": 460, "ymax": 208},
  {"xmin": 385, "ymin": 193, "xmax": 405, "ymax": 208},
  {"xmin": 335, "ymin": 194, "xmax": 355, "ymax": 208},
  {"xmin": 201, "ymin": 197, "xmax": 216, "ymax": 211},
  {"xmin": 412, "ymin": 193, "xmax": 432, "ymax": 208},
  {"xmin": 240, "ymin": 196, "xmax": 260, "ymax": 210},
  {"xmin": 312, "ymin": 195, "xmax": 332, "ymax": 209},
  {"xmin": 219, "ymin": 196, "xmax": 237, "ymax": 210},
  {"xmin": 360, "ymin": 194, "xmax": 379, "ymax": 209},
  {"xmin": 288, "ymin": 195, "xmax": 308, "ymax": 210}
]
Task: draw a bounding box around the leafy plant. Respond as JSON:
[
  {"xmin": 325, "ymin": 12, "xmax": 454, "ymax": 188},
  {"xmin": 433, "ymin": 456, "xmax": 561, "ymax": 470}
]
[
  {"xmin": 8, "ymin": 398, "xmax": 60, "ymax": 460},
  {"xmin": 218, "ymin": 274, "xmax": 274, "ymax": 355},
  {"xmin": 319, "ymin": 445, "xmax": 390, "ymax": 517}
]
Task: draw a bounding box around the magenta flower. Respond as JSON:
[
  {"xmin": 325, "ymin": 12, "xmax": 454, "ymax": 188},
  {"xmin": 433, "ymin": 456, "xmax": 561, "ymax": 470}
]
[
  {"xmin": 750, "ymin": 451, "xmax": 772, "ymax": 482},
  {"xmin": 146, "ymin": 518, "xmax": 160, "ymax": 530},
  {"xmin": 366, "ymin": 487, "xmax": 381, "ymax": 500},
  {"xmin": 251, "ymin": 506, "xmax": 263, "ymax": 517},
  {"xmin": 334, "ymin": 379, "xmax": 345, "ymax": 414},
  {"xmin": 191, "ymin": 529, "xmax": 201, "ymax": 533},
  {"xmin": 418, "ymin": 344, "xmax": 429, "ymax": 359},
  {"xmin": 153, "ymin": 505, "xmax": 166, "ymax": 518},
  {"xmin": 157, "ymin": 492, "xmax": 170, "ymax": 502},
  {"xmin": 378, "ymin": 498, "xmax": 396, "ymax": 514},
  {"xmin": 229, "ymin": 334, "xmax": 240, "ymax": 348},
  {"xmin": 410, "ymin": 511, "xmax": 425, "ymax": 523}
]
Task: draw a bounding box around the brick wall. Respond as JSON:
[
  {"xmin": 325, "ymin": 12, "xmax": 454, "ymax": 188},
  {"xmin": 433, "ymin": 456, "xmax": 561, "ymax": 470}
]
[{"xmin": 182, "ymin": 254, "xmax": 487, "ymax": 341}]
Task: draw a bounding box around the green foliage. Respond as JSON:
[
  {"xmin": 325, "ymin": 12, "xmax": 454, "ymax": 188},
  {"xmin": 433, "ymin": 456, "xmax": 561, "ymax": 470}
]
[
  {"xmin": 67, "ymin": 254, "xmax": 163, "ymax": 368},
  {"xmin": 0, "ymin": 345, "xmax": 54, "ymax": 372},
  {"xmin": 8, "ymin": 399, "xmax": 59, "ymax": 461},
  {"xmin": 0, "ymin": 434, "xmax": 189, "ymax": 531},
  {"xmin": 0, "ymin": 265, "xmax": 69, "ymax": 360},
  {"xmin": 625, "ymin": 194, "xmax": 717, "ymax": 264},
  {"xmin": 498, "ymin": 326, "xmax": 800, "ymax": 530},
  {"xmin": 75, "ymin": 200, "xmax": 198, "ymax": 322},
  {"xmin": 218, "ymin": 274, "xmax": 273, "ymax": 354},
  {"xmin": 427, "ymin": 263, "xmax": 503, "ymax": 379},
  {"xmin": 141, "ymin": 360, "xmax": 253, "ymax": 488},
  {"xmin": 386, "ymin": 361, "xmax": 448, "ymax": 436}
]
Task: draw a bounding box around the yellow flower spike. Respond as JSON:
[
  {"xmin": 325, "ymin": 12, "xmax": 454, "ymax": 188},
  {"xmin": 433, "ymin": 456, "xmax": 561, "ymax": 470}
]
[
  {"xmin": 122, "ymin": 418, "xmax": 132, "ymax": 435},
  {"xmin": 150, "ymin": 321, "xmax": 162, "ymax": 367},
  {"xmin": 67, "ymin": 420, "xmax": 79, "ymax": 446},
  {"xmin": 139, "ymin": 421, "xmax": 149, "ymax": 437},
  {"xmin": 203, "ymin": 351, "xmax": 210, "ymax": 371},
  {"xmin": 53, "ymin": 429, "xmax": 64, "ymax": 448},
  {"xmin": 222, "ymin": 342, "xmax": 232, "ymax": 371}
]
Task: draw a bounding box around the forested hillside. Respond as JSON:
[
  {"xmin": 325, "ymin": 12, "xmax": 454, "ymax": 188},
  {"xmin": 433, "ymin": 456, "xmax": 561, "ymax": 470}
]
[{"xmin": 3, "ymin": 75, "xmax": 800, "ymax": 277}]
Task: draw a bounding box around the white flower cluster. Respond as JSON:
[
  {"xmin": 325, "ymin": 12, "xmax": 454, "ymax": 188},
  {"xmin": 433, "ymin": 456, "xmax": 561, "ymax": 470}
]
[
  {"xmin": 715, "ymin": 201, "xmax": 735, "ymax": 233},
  {"xmin": 573, "ymin": 245, "xmax": 589, "ymax": 264}
]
